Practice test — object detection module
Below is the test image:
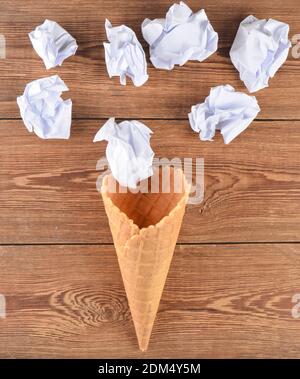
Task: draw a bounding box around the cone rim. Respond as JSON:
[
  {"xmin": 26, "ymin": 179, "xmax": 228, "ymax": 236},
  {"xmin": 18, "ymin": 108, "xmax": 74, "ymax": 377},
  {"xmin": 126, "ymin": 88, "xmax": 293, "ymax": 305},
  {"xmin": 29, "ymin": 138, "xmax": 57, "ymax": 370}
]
[{"xmin": 101, "ymin": 168, "xmax": 190, "ymax": 238}]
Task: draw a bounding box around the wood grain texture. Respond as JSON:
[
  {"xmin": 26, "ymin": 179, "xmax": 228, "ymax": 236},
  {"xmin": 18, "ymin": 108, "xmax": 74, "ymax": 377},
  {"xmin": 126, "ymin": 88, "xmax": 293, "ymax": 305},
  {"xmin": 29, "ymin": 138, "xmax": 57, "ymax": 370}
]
[
  {"xmin": 1, "ymin": 119, "xmax": 300, "ymax": 244},
  {"xmin": 0, "ymin": 244, "xmax": 299, "ymax": 358},
  {"xmin": 0, "ymin": 0, "xmax": 300, "ymax": 119}
]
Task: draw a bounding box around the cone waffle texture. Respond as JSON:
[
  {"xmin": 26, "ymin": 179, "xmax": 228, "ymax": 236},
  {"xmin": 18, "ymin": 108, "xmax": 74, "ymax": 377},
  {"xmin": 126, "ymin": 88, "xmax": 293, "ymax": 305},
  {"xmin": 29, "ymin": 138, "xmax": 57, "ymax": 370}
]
[{"xmin": 101, "ymin": 167, "xmax": 190, "ymax": 351}]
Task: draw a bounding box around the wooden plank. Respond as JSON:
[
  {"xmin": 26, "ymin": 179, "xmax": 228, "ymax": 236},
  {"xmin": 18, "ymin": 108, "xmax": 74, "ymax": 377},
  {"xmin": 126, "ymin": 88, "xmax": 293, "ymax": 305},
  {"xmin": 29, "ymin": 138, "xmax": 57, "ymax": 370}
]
[
  {"xmin": 0, "ymin": 244, "xmax": 299, "ymax": 358},
  {"xmin": 0, "ymin": 0, "xmax": 299, "ymax": 119},
  {"xmin": 1, "ymin": 119, "xmax": 300, "ymax": 244}
]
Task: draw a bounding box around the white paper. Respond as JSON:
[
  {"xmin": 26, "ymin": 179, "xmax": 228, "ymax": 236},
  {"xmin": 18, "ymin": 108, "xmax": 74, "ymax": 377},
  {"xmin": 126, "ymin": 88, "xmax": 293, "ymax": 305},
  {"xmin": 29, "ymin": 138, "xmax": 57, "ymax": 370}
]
[
  {"xmin": 104, "ymin": 20, "xmax": 149, "ymax": 87},
  {"xmin": 17, "ymin": 75, "xmax": 72, "ymax": 140},
  {"xmin": 29, "ymin": 19, "xmax": 78, "ymax": 69},
  {"xmin": 230, "ymin": 15, "xmax": 291, "ymax": 93},
  {"xmin": 142, "ymin": 1, "xmax": 218, "ymax": 70},
  {"xmin": 94, "ymin": 118, "xmax": 154, "ymax": 188},
  {"xmin": 189, "ymin": 85, "xmax": 260, "ymax": 144}
]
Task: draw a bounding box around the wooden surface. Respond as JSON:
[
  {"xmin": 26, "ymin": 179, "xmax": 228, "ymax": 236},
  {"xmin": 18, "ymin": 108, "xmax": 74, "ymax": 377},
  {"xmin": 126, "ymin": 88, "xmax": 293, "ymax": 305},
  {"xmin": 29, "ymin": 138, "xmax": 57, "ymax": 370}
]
[
  {"xmin": 1, "ymin": 120, "xmax": 300, "ymax": 244},
  {"xmin": 1, "ymin": 244, "xmax": 300, "ymax": 358},
  {"xmin": 0, "ymin": 0, "xmax": 300, "ymax": 358}
]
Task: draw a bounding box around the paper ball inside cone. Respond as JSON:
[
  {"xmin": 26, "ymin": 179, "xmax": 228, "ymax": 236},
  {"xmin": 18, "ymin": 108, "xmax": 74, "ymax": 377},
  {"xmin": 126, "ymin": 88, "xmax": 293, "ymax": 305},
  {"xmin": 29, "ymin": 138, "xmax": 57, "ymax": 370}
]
[{"xmin": 101, "ymin": 166, "xmax": 190, "ymax": 351}]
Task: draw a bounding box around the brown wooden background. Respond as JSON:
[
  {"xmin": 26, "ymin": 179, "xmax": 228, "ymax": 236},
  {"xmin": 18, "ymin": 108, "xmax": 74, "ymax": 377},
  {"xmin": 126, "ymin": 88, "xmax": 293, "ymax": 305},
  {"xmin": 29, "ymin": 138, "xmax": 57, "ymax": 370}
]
[{"xmin": 0, "ymin": 0, "xmax": 300, "ymax": 358}]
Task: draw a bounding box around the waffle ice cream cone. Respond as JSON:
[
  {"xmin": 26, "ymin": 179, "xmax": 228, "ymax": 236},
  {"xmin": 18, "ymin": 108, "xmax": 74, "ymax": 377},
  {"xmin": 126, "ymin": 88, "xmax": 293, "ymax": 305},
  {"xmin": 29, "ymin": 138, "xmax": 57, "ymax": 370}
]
[{"xmin": 101, "ymin": 166, "xmax": 190, "ymax": 351}]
